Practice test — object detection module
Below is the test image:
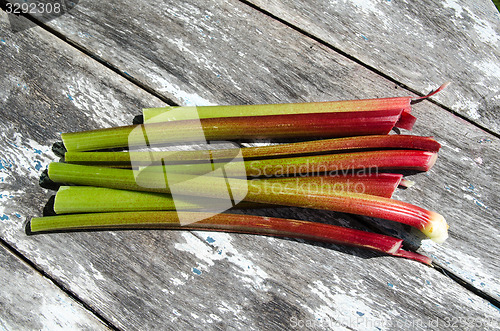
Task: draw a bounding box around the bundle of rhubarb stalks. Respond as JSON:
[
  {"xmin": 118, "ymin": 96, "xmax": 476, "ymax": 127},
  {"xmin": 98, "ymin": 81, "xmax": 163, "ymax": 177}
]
[{"xmin": 31, "ymin": 86, "xmax": 450, "ymax": 265}]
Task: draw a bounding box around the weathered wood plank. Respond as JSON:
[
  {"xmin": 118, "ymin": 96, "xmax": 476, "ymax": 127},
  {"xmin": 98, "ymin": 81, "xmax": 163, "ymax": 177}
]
[
  {"xmin": 17, "ymin": 0, "xmax": 500, "ymax": 299},
  {"xmin": 359, "ymin": 103, "xmax": 500, "ymax": 300},
  {"xmin": 0, "ymin": 244, "xmax": 109, "ymax": 330},
  {"xmin": 247, "ymin": 0, "xmax": 500, "ymax": 134},
  {"xmin": 0, "ymin": 3, "xmax": 499, "ymax": 331}
]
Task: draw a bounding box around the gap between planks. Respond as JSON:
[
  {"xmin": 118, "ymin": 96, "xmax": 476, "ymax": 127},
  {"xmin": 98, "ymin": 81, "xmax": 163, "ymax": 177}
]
[
  {"xmin": 348, "ymin": 214, "xmax": 500, "ymax": 310},
  {"xmin": 7, "ymin": 4, "xmax": 500, "ymax": 310},
  {"xmin": 0, "ymin": 236, "xmax": 120, "ymax": 331},
  {"xmin": 7, "ymin": 9, "xmax": 178, "ymax": 108}
]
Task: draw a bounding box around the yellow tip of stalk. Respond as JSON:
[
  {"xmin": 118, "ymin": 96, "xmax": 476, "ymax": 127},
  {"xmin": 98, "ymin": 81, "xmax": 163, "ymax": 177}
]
[
  {"xmin": 421, "ymin": 211, "xmax": 449, "ymax": 243},
  {"xmin": 427, "ymin": 152, "xmax": 438, "ymax": 171}
]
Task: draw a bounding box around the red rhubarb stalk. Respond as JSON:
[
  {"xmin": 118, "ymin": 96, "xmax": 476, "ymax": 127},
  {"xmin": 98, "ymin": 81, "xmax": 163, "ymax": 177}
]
[
  {"xmin": 260, "ymin": 173, "xmax": 403, "ymax": 198},
  {"xmin": 61, "ymin": 110, "xmax": 411, "ymax": 152},
  {"xmin": 28, "ymin": 211, "xmax": 432, "ymax": 264},
  {"xmin": 144, "ymin": 150, "xmax": 438, "ymax": 178}
]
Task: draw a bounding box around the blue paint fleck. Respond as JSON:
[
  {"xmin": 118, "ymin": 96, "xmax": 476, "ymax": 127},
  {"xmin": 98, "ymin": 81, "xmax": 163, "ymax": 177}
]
[
  {"xmin": 0, "ymin": 38, "xmax": 5, "ymax": 43},
  {"xmin": 34, "ymin": 148, "xmax": 42, "ymax": 154},
  {"xmin": 489, "ymin": 303, "xmax": 500, "ymax": 312},
  {"xmin": 361, "ymin": 35, "xmax": 369, "ymax": 41},
  {"xmin": 123, "ymin": 71, "xmax": 132, "ymax": 77},
  {"xmin": 192, "ymin": 267, "xmax": 202, "ymax": 275},
  {"xmin": 0, "ymin": 215, "xmax": 9, "ymax": 220},
  {"xmin": 67, "ymin": 93, "xmax": 74, "ymax": 101},
  {"xmin": 426, "ymin": 280, "xmax": 431, "ymax": 285},
  {"xmin": 473, "ymin": 198, "xmax": 488, "ymax": 209},
  {"xmin": 356, "ymin": 311, "xmax": 365, "ymax": 316},
  {"xmin": 0, "ymin": 160, "xmax": 13, "ymax": 170},
  {"xmin": 444, "ymin": 185, "xmax": 451, "ymax": 191},
  {"xmin": 387, "ymin": 282, "xmax": 394, "ymax": 288},
  {"xmin": 14, "ymin": 213, "xmax": 21, "ymax": 218},
  {"xmin": 217, "ymin": 250, "xmax": 222, "ymax": 255},
  {"xmin": 34, "ymin": 160, "xmax": 42, "ymax": 171},
  {"xmin": 206, "ymin": 236, "xmax": 215, "ymax": 243},
  {"xmin": 480, "ymin": 282, "xmax": 485, "ymax": 287}
]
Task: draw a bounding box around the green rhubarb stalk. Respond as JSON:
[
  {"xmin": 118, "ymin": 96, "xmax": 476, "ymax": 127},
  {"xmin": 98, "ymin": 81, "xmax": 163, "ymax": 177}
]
[
  {"xmin": 46, "ymin": 163, "xmax": 448, "ymax": 242},
  {"xmin": 52, "ymin": 174, "xmax": 402, "ymax": 214},
  {"xmin": 64, "ymin": 135, "xmax": 441, "ymax": 166},
  {"xmin": 29, "ymin": 211, "xmax": 432, "ymax": 265},
  {"xmin": 52, "ymin": 186, "xmax": 261, "ymax": 214}
]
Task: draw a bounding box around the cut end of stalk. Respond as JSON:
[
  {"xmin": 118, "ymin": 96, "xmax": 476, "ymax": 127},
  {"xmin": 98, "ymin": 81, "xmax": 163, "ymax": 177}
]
[
  {"xmin": 43, "ymin": 195, "xmax": 57, "ymax": 216},
  {"xmin": 39, "ymin": 169, "xmax": 61, "ymax": 191},
  {"xmin": 60, "ymin": 133, "xmax": 81, "ymax": 152},
  {"xmin": 426, "ymin": 152, "xmax": 439, "ymax": 171},
  {"xmin": 133, "ymin": 115, "xmax": 144, "ymax": 125},
  {"xmin": 399, "ymin": 178, "xmax": 415, "ymax": 188},
  {"xmin": 421, "ymin": 211, "xmax": 449, "ymax": 243},
  {"xmin": 52, "ymin": 141, "xmax": 67, "ymax": 157}
]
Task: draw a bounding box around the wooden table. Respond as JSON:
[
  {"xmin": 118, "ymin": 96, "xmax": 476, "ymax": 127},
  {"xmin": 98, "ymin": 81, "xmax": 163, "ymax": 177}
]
[{"xmin": 1, "ymin": 1, "xmax": 499, "ymax": 329}]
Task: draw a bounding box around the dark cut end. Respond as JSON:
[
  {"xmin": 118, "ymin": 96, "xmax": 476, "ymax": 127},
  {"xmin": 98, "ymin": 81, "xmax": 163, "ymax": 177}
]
[
  {"xmin": 133, "ymin": 115, "xmax": 144, "ymax": 124},
  {"xmin": 25, "ymin": 220, "xmax": 33, "ymax": 236},
  {"xmin": 52, "ymin": 141, "xmax": 67, "ymax": 157},
  {"xmin": 39, "ymin": 169, "xmax": 61, "ymax": 191},
  {"xmin": 43, "ymin": 195, "xmax": 57, "ymax": 216}
]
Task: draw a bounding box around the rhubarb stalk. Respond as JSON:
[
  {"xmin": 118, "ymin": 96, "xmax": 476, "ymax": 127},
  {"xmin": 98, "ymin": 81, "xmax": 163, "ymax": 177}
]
[
  {"xmin": 61, "ymin": 109, "xmax": 416, "ymax": 152},
  {"xmin": 46, "ymin": 163, "xmax": 448, "ymax": 242},
  {"xmin": 52, "ymin": 174, "xmax": 402, "ymax": 214},
  {"xmin": 47, "ymin": 150, "xmax": 435, "ymax": 191},
  {"xmin": 142, "ymin": 97, "xmax": 413, "ymax": 123},
  {"xmin": 137, "ymin": 150, "xmax": 438, "ymax": 178},
  {"xmin": 28, "ymin": 211, "xmax": 432, "ymax": 265},
  {"xmin": 63, "ymin": 135, "xmax": 441, "ymax": 166},
  {"xmin": 52, "ymin": 186, "xmax": 259, "ymax": 214}
]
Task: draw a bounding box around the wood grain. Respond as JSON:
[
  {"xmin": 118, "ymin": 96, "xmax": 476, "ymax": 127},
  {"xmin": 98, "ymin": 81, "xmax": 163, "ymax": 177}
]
[
  {"xmin": 247, "ymin": 0, "xmax": 500, "ymax": 134},
  {"xmin": 1, "ymin": 2, "xmax": 500, "ymax": 330},
  {"xmin": 26, "ymin": 0, "xmax": 500, "ymax": 299},
  {"xmin": 0, "ymin": 244, "xmax": 108, "ymax": 330}
]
